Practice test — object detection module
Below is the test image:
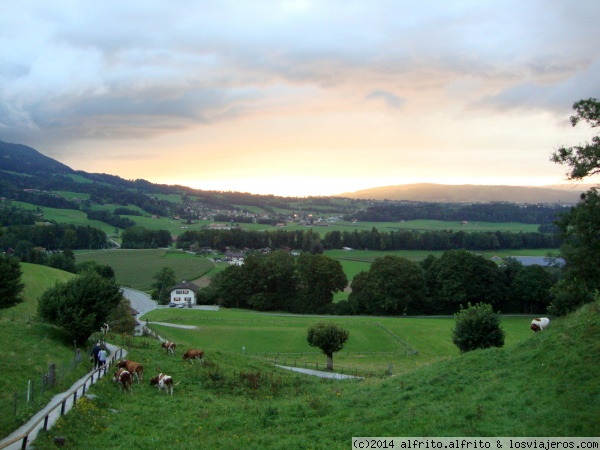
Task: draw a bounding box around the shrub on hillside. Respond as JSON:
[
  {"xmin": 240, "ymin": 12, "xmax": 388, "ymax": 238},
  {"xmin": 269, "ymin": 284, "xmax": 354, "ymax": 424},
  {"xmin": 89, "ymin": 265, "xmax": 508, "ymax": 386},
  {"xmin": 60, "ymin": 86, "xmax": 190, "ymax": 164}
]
[{"xmin": 452, "ymin": 302, "xmax": 505, "ymax": 353}]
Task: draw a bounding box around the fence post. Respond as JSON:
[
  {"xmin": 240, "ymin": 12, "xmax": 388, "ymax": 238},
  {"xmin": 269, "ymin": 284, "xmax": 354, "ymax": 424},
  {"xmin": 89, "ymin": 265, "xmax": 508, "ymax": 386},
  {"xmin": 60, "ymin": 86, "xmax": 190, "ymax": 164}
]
[{"xmin": 61, "ymin": 399, "xmax": 66, "ymax": 416}]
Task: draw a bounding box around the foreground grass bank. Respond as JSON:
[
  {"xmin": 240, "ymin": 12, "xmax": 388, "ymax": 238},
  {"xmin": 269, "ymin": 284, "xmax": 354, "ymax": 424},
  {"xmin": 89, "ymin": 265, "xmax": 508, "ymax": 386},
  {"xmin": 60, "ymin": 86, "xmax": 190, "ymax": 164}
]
[{"xmin": 31, "ymin": 301, "xmax": 599, "ymax": 449}]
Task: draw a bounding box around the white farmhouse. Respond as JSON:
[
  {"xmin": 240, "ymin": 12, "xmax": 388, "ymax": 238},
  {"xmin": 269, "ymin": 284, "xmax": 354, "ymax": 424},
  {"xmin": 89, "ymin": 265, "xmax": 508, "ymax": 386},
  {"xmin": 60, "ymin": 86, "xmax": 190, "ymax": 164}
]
[{"xmin": 169, "ymin": 281, "xmax": 199, "ymax": 307}]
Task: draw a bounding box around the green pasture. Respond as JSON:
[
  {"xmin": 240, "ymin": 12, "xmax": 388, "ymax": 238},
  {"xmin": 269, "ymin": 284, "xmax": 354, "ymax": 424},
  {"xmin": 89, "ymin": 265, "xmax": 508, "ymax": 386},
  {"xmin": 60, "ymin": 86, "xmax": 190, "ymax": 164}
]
[
  {"xmin": 52, "ymin": 191, "xmax": 91, "ymax": 200},
  {"xmin": 282, "ymin": 219, "xmax": 541, "ymax": 234},
  {"xmin": 64, "ymin": 173, "xmax": 94, "ymax": 184},
  {"xmin": 143, "ymin": 308, "xmax": 534, "ymax": 375},
  {"xmin": 7, "ymin": 263, "xmax": 76, "ymax": 321},
  {"xmin": 0, "ymin": 264, "xmax": 87, "ymax": 438},
  {"xmin": 326, "ymin": 248, "xmax": 561, "ymax": 264},
  {"xmin": 75, "ymin": 249, "xmax": 215, "ymax": 291},
  {"xmin": 12, "ymin": 202, "xmax": 116, "ymax": 235}
]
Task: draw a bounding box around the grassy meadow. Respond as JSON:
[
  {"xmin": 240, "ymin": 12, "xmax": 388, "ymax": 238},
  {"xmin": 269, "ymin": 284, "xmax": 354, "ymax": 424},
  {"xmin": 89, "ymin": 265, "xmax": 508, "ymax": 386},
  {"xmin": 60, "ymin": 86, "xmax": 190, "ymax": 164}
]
[
  {"xmin": 28, "ymin": 301, "xmax": 600, "ymax": 449},
  {"xmin": 2, "ymin": 260, "xmax": 599, "ymax": 447},
  {"xmin": 0, "ymin": 265, "xmax": 90, "ymax": 438},
  {"xmin": 74, "ymin": 249, "xmax": 216, "ymax": 292}
]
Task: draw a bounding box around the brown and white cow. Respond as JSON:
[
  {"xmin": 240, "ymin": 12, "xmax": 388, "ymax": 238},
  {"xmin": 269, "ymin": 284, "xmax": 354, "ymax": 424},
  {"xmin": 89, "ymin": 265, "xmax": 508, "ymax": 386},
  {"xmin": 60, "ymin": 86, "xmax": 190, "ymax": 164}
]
[
  {"xmin": 531, "ymin": 317, "xmax": 550, "ymax": 332},
  {"xmin": 116, "ymin": 359, "xmax": 144, "ymax": 383},
  {"xmin": 150, "ymin": 373, "xmax": 175, "ymax": 396},
  {"xmin": 161, "ymin": 341, "xmax": 176, "ymax": 356},
  {"xmin": 114, "ymin": 368, "xmax": 133, "ymax": 395},
  {"xmin": 183, "ymin": 349, "xmax": 204, "ymax": 364}
]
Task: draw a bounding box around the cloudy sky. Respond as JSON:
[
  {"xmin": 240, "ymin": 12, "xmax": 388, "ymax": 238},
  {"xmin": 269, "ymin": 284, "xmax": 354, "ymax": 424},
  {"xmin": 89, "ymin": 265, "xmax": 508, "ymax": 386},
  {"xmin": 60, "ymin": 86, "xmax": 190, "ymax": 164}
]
[{"xmin": 1, "ymin": 1, "xmax": 599, "ymax": 196}]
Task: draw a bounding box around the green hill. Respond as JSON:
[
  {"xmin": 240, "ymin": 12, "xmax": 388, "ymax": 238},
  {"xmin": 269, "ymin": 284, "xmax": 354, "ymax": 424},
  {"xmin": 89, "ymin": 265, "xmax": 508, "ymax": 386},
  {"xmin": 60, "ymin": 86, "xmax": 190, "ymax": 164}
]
[
  {"xmin": 23, "ymin": 300, "xmax": 600, "ymax": 449},
  {"xmin": 0, "ymin": 264, "xmax": 83, "ymax": 438}
]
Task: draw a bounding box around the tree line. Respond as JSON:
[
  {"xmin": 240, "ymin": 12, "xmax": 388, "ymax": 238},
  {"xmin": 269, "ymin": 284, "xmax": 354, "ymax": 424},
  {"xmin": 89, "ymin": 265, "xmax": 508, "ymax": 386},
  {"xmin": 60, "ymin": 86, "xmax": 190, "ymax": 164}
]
[
  {"xmin": 175, "ymin": 226, "xmax": 561, "ymax": 253},
  {"xmin": 200, "ymin": 249, "xmax": 560, "ymax": 316},
  {"xmin": 0, "ymin": 222, "xmax": 109, "ymax": 254},
  {"xmin": 348, "ymin": 201, "xmax": 570, "ymax": 224}
]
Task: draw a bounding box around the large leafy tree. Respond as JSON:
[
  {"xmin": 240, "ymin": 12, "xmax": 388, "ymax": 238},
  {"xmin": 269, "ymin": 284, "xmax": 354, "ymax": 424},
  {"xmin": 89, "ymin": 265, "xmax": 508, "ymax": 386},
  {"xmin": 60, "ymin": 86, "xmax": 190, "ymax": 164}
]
[
  {"xmin": 509, "ymin": 265, "xmax": 557, "ymax": 314},
  {"xmin": 306, "ymin": 321, "xmax": 349, "ymax": 370},
  {"xmin": 0, "ymin": 254, "xmax": 25, "ymax": 309},
  {"xmin": 549, "ymin": 98, "xmax": 600, "ymax": 314},
  {"xmin": 295, "ymin": 253, "xmax": 347, "ymax": 313},
  {"xmin": 426, "ymin": 249, "xmax": 507, "ymax": 314},
  {"xmin": 37, "ymin": 271, "xmax": 123, "ymax": 343},
  {"xmin": 349, "ymin": 255, "xmax": 426, "ymax": 315}
]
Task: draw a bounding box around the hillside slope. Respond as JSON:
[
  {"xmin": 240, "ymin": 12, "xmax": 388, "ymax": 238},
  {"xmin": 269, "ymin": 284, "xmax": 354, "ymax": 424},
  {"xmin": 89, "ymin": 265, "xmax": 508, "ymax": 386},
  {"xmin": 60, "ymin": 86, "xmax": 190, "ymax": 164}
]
[
  {"xmin": 27, "ymin": 301, "xmax": 600, "ymax": 449},
  {"xmin": 338, "ymin": 182, "xmax": 588, "ymax": 204}
]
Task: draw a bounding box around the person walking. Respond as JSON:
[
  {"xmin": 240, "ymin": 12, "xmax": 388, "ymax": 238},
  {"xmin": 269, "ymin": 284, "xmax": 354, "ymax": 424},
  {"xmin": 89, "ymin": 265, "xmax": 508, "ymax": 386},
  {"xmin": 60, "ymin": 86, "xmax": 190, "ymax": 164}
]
[
  {"xmin": 90, "ymin": 342, "xmax": 101, "ymax": 369},
  {"xmin": 98, "ymin": 346, "xmax": 107, "ymax": 369}
]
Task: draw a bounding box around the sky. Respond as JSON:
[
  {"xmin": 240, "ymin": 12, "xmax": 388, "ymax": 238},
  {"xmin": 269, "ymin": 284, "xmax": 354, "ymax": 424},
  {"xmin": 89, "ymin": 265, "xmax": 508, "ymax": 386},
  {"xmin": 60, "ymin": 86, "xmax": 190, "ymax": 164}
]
[{"xmin": 1, "ymin": 1, "xmax": 599, "ymax": 197}]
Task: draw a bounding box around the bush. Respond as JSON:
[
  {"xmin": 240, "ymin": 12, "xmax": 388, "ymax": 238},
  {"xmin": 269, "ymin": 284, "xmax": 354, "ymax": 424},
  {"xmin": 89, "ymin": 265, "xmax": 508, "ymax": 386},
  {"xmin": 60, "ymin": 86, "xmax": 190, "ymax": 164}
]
[{"xmin": 452, "ymin": 302, "xmax": 505, "ymax": 353}]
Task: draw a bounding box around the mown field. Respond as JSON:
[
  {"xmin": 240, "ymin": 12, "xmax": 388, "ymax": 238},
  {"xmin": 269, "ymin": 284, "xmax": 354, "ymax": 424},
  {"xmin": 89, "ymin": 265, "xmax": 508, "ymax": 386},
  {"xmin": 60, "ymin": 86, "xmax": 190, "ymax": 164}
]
[
  {"xmin": 75, "ymin": 249, "xmax": 216, "ymax": 292},
  {"xmin": 143, "ymin": 307, "xmax": 534, "ymax": 376}
]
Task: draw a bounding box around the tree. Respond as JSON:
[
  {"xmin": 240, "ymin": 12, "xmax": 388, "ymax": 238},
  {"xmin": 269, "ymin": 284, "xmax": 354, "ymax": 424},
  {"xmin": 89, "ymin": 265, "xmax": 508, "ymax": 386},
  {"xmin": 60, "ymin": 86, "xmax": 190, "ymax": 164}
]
[
  {"xmin": 295, "ymin": 253, "xmax": 347, "ymax": 313},
  {"xmin": 426, "ymin": 250, "xmax": 507, "ymax": 314},
  {"xmin": 509, "ymin": 265, "xmax": 557, "ymax": 314},
  {"xmin": 37, "ymin": 271, "xmax": 123, "ymax": 343},
  {"xmin": 549, "ymin": 98, "xmax": 600, "ymax": 314},
  {"xmin": 0, "ymin": 254, "xmax": 25, "ymax": 309},
  {"xmin": 348, "ymin": 256, "xmax": 426, "ymax": 315},
  {"xmin": 452, "ymin": 302, "xmax": 505, "ymax": 353},
  {"xmin": 306, "ymin": 321, "xmax": 349, "ymax": 370},
  {"xmin": 551, "ymin": 98, "xmax": 600, "ymax": 180},
  {"xmin": 152, "ymin": 266, "xmax": 177, "ymax": 305}
]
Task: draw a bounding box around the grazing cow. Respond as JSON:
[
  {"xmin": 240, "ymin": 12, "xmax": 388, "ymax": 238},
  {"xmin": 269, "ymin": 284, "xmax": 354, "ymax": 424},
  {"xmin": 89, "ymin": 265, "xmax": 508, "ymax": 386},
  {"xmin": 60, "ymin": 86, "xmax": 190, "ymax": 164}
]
[
  {"xmin": 101, "ymin": 323, "xmax": 109, "ymax": 335},
  {"xmin": 531, "ymin": 317, "xmax": 550, "ymax": 332},
  {"xmin": 116, "ymin": 359, "xmax": 144, "ymax": 383},
  {"xmin": 114, "ymin": 368, "xmax": 133, "ymax": 395},
  {"xmin": 161, "ymin": 341, "xmax": 177, "ymax": 356},
  {"xmin": 183, "ymin": 349, "xmax": 204, "ymax": 364},
  {"xmin": 150, "ymin": 373, "xmax": 175, "ymax": 396}
]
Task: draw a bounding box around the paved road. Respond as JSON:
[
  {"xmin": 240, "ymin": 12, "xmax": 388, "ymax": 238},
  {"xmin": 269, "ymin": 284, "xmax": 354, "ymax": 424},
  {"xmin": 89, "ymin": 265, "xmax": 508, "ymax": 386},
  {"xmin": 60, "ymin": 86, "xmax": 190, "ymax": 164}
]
[{"xmin": 275, "ymin": 365, "xmax": 364, "ymax": 380}]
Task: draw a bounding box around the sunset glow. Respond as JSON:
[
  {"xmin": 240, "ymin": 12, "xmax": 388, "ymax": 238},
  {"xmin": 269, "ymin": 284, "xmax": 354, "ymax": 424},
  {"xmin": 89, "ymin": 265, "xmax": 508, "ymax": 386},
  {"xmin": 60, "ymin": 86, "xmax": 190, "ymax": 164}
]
[{"xmin": 1, "ymin": 1, "xmax": 598, "ymax": 197}]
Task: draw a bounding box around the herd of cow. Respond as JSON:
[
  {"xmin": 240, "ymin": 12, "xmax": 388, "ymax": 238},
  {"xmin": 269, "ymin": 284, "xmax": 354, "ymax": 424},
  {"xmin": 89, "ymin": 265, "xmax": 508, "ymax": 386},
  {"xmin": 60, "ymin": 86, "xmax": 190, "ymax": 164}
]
[{"xmin": 112, "ymin": 340, "xmax": 205, "ymax": 395}]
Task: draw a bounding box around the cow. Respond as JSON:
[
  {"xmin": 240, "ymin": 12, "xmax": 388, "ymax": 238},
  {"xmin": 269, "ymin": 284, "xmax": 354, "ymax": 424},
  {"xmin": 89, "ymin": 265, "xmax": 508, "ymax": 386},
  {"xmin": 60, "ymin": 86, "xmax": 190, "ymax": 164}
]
[
  {"xmin": 161, "ymin": 341, "xmax": 177, "ymax": 356},
  {"xmin": 114, "ymin": 368, "xmax": 133, "ymax": 395},
  {"xmin": 101, "ymin": 323, "xmax": 109, "ymax": 335},
  {"xmin": 531, "ymin": 317, "xmax": 550, "ymax": 332},
  {"xmin": 150, "ymin": 373, "xmax": 175, "ymax": 396},
  {"xmin": 183, "ymin": 349, "xmax": 204, "ymax": 364},
  {"xmin": 116, "ymin": 359, "xmax": 144, "ymax": 383}
]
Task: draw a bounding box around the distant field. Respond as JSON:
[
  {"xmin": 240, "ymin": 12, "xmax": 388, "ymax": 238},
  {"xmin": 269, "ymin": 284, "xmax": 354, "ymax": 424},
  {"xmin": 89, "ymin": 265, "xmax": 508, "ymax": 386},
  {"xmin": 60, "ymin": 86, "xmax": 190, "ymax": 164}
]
[
  {"xmin": 325, "ymin": 248, "xmax": 561, "ymax": 264},
  {"xmin": 283, "ymin": 219, "xmax": 541, "ymax": 234},
  {"xmin": 75, "ymin": 249, "xmax": 215, "ymax": 292}
]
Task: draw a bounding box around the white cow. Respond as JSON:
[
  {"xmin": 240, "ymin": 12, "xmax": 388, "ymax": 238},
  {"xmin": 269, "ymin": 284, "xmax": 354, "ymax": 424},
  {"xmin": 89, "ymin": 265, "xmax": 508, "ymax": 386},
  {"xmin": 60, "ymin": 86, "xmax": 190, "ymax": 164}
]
[{"xmin": 531, "ymin": 317, "xmax": 550, "ymax": 332}]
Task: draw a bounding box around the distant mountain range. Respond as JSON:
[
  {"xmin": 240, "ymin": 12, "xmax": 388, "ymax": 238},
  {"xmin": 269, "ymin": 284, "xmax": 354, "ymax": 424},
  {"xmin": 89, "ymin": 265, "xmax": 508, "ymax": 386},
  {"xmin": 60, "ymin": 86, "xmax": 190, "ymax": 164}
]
[
  {"xmin": 337, "ymin": 183, "xmax": 593, "ymax": 204},
  {"xmin": 0, "ymin": 139, "xmax": 594, "ymax": 204}
]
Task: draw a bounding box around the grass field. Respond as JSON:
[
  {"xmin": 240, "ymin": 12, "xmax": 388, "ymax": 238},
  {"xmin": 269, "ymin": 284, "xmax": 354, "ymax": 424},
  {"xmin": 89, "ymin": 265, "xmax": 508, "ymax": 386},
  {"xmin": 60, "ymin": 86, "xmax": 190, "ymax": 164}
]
[
  {"xmin": 142, "ymin": 307, "xmax": 534, "ymax": 374},
  {"xmin": 74, "ymin": 249, "xmax": 216, "ymax": 292},
  {"xmin": 3, "ymin": 262, "xmax": 598, "ymax": 446},
  {"xmin": 28, "ymin": 301, "xmax": 600, "ymax": 448}
]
